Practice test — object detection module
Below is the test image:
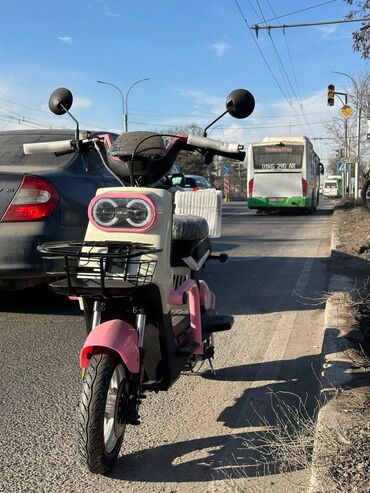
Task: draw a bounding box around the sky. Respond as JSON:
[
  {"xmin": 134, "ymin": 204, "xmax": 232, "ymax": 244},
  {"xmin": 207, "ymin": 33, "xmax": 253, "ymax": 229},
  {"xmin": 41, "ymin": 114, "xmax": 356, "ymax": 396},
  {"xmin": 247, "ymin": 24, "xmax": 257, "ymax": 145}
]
[{"xmin": 0, "ymin": 0, "xmax": 368, "ymax": 165}]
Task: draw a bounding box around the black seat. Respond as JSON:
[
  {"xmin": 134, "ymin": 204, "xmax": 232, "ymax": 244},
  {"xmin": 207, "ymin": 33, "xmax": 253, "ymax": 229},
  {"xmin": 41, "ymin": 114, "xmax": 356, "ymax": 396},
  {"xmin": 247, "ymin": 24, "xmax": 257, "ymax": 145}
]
[
  {"xmin": 171, "ymin": 215, "xmax": 211, "ymax": 267},
  {"xmin": 172, "ymin": 215, "xmax": 209, "ymax": 241}
]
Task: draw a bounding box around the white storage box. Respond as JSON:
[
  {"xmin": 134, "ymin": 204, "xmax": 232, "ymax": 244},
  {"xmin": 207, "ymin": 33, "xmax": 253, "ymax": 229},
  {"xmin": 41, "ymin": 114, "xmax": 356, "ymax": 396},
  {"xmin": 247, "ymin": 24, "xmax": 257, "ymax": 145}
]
[{"xmin": 174, "ymin": 189, "xmax": 222, "ymax": 238}]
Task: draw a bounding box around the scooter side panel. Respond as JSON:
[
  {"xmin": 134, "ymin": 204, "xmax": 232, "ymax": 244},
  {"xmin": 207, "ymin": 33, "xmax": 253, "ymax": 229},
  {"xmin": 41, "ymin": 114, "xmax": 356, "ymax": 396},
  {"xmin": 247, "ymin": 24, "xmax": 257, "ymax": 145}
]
[{"xmin": 80, "ymin": 319, "xmax": 140, "ymax": 373}]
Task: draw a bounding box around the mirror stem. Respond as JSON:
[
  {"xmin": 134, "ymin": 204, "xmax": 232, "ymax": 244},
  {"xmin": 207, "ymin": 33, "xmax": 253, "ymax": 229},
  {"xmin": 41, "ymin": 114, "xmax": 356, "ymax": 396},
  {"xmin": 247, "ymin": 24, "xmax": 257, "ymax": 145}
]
[
  {"xmin": 203, "ymin": 108, "xmax": 230, "ymax": 137},
  {"xmin": 61, "ymin": 104, "xmax": 80, "ymax": 150}
]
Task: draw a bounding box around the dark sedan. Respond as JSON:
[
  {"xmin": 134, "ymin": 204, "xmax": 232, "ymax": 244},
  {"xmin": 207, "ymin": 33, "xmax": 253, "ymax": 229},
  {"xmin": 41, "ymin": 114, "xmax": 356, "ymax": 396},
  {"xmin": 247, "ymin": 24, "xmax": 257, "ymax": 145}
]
[{"xmin": 0, "ymin": 129, "xmax": 118, "ymax": 289}]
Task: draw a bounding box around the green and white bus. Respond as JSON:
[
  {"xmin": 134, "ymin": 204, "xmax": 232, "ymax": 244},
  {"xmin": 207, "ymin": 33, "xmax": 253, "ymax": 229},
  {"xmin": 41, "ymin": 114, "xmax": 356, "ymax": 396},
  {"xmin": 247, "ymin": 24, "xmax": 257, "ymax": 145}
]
[{"xmin": 247, "ymin": 136, "xmax": 323, "ymax": 213}]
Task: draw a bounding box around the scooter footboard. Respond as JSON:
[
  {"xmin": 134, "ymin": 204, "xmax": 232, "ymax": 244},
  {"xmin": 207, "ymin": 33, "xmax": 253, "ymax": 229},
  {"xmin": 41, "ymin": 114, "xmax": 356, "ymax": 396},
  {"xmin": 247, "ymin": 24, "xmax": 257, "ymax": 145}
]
[{"xmin": 80, "ymin": 319, "xmax": 139, "ymax": 373}]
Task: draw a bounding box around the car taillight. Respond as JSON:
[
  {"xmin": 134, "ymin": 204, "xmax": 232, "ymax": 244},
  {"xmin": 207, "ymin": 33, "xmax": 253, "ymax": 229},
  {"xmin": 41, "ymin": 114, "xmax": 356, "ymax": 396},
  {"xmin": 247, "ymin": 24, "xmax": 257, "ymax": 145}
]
[
  {"xmin": 88, "ymin": 193, "xmax": 157, "ymax": 232},
  {"xmin": 248, "ymin": 178, "xmax": 254, "ymax": 196},
  {"xmin": 1, "ymin": 175, "xmax": 59, "ymax": 222},
  {"xmin": 302, "ymin": 178, "xmax": 308, "ymax": 196},
  {"xmin": 193, "ymin": 186, "xmax": 199, "ymax": 192}
]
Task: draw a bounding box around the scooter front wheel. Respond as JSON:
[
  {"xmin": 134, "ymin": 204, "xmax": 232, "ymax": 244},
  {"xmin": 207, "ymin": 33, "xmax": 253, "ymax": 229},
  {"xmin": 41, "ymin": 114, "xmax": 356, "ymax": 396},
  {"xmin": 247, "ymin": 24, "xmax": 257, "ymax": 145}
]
[{"xmin": 77, "ymin": 350, "xmax": 130, "ymax": 474}]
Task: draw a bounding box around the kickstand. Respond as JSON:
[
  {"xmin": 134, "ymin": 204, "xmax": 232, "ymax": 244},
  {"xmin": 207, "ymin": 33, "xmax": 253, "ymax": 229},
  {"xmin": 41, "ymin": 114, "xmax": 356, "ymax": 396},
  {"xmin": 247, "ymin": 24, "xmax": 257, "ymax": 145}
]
[{"xmin": 208, "ymin": 357, "xmax": 216, "ymax": 376}]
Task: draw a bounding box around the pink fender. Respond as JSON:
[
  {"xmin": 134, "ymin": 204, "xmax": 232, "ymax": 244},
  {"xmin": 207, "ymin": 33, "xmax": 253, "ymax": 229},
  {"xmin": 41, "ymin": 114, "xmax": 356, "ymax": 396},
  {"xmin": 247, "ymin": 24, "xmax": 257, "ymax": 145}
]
[{"xmin": 80, "ymin": 319, "xmax": 139, "ymax": 373}]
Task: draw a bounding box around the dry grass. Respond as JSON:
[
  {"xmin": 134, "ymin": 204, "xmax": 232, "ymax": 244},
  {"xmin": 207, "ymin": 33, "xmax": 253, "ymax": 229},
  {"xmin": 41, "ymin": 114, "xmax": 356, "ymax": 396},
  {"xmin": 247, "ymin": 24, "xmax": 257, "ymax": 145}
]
[
  {"xmin": 219, "ymin": 391, "xmax": 370, "ymax": 493},
  {"xmin": 312, "ymin": 391, "xmax": 370, "ymax": 493}
]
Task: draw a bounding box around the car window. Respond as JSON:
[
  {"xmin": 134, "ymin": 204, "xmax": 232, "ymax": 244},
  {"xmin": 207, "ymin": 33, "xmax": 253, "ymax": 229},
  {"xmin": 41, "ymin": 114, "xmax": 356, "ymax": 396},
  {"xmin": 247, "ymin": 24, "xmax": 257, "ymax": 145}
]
[
  {"xmin": 195, "ymin": 177, "xmax": 208, "ymax": 188},
  {"xmin": 187, "ymin": 176, "xmax": 210, "ymax": 188},
  {"xmin": 184, "ymin": 177, "xmax": 197, "ymax": 188},
  {"xmin": 0, "ymin": 132, "xmax": 76, "ymax": 167}
]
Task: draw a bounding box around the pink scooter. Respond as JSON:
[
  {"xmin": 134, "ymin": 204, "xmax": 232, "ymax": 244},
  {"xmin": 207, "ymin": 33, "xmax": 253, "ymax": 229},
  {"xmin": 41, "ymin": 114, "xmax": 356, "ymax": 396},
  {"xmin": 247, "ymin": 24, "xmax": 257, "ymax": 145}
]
[{"xmin": 25, "ymin": 86, "xmax": 255, "ymax": 473}]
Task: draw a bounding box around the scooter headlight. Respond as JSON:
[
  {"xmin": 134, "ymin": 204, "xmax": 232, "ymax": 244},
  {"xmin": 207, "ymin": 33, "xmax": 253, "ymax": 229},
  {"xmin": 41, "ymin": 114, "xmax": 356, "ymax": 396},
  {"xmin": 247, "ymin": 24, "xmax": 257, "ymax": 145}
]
[
  {"xmin": 89, "ymin": 194, "xmax": 157, "ymax": 231},
  {"xmin": 126, "ymin": 199, "xmax": 152, "ymax": 227},
  {"xmin": 92, "ymin": 198, "xmax": 118, "ymax": 227}
]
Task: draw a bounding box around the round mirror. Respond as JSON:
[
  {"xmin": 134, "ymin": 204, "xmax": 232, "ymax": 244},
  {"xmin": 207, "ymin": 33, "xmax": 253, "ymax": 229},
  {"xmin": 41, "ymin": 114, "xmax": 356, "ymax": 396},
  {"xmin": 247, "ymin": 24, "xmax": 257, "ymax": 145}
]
[
  {"xmin": 226, "ymin": 89, "xmax": 255, "ymax": 119},
  {"xmin": 48, "ymin": 88, "xmax": 73, "ymax": 115}
]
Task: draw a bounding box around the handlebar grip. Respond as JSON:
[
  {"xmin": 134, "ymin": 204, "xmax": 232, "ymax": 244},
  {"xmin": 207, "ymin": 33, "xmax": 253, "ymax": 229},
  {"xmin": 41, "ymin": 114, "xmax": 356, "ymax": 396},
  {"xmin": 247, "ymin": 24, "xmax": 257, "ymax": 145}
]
[
  {"xmin": 23, "ymin": 139, "xmax": 74, "ymax": 155},
  {"xmin": 187, "ymin": 134, "xmax": 244, "ymax": 154}
]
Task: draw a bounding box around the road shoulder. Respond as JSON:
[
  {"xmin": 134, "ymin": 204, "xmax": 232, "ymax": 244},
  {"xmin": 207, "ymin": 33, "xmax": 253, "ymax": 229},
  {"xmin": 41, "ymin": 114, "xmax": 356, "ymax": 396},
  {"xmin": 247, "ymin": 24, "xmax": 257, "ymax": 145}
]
[{"xmin": 310, "ymin": 206, "xmax": 370, "ymax": 493}]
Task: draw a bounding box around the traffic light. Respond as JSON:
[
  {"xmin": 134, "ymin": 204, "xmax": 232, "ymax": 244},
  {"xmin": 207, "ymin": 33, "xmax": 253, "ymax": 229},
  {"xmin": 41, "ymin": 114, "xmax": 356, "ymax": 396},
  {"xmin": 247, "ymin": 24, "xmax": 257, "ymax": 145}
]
[{"xmin": 327, "ymin": 84, "xmax": 335, "ymax": 106}]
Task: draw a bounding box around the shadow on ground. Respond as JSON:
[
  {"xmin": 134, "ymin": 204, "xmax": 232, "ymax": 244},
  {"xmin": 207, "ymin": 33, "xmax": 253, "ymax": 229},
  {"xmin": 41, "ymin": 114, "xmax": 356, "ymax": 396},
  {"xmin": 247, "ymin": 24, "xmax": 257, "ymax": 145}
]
[
  {"xmin": 109, "ymin": 354, "xmax": 322, "ymax": 484},
  {"xmin": 0, "ymin": 284, "xmax": 80, "ymax": 316}
]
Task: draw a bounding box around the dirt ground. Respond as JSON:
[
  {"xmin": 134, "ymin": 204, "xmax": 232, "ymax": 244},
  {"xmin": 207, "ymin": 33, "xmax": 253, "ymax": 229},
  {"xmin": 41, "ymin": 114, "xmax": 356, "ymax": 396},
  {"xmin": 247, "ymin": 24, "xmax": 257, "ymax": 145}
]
[
  {"xmin": 319, "ymin": 203, "xmax": 370, "ymax": 493},
  {"xmin": 334, "ymin": 204, "xmax": 370, "ymax": 260}
]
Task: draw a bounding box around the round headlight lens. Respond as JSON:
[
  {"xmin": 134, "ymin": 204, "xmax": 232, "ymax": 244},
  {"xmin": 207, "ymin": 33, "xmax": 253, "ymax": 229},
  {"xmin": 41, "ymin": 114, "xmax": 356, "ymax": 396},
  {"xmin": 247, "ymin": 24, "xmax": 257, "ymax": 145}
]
[
  {"xmin": 126, "ymin": 199, "xmax": 152, "ymax": 227},
  {"xmin": 92, "ymin": 198, "xmax": 118, "ymax": 226}
]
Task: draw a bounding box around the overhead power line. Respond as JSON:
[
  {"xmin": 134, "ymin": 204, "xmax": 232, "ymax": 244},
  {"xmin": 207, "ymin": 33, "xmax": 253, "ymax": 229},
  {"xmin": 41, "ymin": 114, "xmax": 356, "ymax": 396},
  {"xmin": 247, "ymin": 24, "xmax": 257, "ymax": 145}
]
[
  {"xmin": 131, "ymin": 119, "xmax": 332, "ymax": 130},
  {"xmin": 257, "ymin": 0, "xmax": 313, "ymax": 139},
  {"xmin": 261, "ymin": 0, "xmax": 338, "ymax": 24},
  {"xmin": 235, "ymin": 0, "xmax": 314, "ymax": 138},
  {"xmin": 252, "ymin": 17, "xmax": 370, "ymax": 36},
  {"xmin": 233, "ymin": 0, "xmax": 297, "ymax": 115}
]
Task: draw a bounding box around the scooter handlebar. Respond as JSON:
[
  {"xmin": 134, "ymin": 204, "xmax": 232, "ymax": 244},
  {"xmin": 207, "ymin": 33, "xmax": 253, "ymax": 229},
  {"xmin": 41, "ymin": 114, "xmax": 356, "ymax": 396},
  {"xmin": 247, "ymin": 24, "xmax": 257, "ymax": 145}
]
[
  {"xmin": 23, "ymin": 139, "xmax": 74, "ymax": 155},
  {"xmin": 186, "ymin": 134, "xmax": 244, "ymax": 154}
]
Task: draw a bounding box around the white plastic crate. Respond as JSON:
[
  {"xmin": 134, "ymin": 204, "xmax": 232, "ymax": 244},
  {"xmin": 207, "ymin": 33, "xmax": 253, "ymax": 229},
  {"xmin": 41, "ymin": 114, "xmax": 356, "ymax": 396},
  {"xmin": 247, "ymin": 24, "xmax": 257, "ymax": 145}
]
[{"xmin": 174, "ymin": 189, "xmax": 222, "ymax": 238}]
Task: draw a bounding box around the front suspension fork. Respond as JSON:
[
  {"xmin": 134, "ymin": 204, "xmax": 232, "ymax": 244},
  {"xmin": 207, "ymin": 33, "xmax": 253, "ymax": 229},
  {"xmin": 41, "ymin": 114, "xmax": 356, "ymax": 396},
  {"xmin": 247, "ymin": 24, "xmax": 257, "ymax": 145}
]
[{"xmin": 82, "ymin": 302, "xmax": 148, "ymax": 416}]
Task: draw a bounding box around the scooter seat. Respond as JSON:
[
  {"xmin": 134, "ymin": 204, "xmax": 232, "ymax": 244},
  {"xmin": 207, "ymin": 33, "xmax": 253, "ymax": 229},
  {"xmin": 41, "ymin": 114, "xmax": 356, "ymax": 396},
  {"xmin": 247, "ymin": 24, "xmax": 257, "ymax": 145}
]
[
  {"xmin": 172, "ymin": 214, "xmax": 209, "ymax": 241},
  {"xmin": 171, "ymin": 215, "xmax": 211, "ymax": 267}
]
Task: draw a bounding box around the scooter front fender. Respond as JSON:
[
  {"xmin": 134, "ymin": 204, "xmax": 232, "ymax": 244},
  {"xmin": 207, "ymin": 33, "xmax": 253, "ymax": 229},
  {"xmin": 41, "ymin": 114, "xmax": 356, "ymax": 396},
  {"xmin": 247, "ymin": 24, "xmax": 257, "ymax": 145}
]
[{"xmin": 80, "ymin": 319, "xmax": 139, "ymax": 373}]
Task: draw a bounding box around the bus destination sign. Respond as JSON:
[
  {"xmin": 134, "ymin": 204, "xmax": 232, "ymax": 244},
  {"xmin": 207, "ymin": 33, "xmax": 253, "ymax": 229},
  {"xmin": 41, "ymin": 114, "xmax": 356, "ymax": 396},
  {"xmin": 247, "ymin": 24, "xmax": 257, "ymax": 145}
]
[{"xmin": 253, "ymin": 145, "xmax": 303, "ymax": 171}]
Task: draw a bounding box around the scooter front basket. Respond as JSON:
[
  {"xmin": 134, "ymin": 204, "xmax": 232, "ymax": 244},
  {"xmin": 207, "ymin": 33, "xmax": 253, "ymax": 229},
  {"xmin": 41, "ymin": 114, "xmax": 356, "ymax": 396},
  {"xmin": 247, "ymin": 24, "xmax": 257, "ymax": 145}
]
[{"xmin": 38, "ymin": 240, "xmax": 160, "ymax": 298}]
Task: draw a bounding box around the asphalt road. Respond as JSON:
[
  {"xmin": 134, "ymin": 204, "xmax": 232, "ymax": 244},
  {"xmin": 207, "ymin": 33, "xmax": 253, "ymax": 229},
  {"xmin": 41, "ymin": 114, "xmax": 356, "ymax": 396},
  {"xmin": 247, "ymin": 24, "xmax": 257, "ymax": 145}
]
[{"xmin": 0, "ymin": 200, "xmax": 334, "ymax": 493}]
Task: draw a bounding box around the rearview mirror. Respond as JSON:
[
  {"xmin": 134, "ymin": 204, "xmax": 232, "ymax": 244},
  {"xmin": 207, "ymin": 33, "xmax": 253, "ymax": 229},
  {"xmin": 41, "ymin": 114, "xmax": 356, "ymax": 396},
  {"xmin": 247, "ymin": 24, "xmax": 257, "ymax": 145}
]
[
  {"xmin": 226, "ymin": 89, "xmax": 255, "ymax": 119},
  {"xmin": 49, "ymin": 87, "xmax": 73, "ymax": 115},
  {"xmin": 319, "ymin": 163, "xmax": 324, "ymax": 175}
]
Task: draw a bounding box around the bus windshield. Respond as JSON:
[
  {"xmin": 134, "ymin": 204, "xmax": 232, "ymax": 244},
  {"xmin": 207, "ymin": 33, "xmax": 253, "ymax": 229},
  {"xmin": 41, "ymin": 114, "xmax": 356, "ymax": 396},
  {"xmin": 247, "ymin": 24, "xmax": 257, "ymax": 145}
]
[
  {"xmin": 324, "ymin": 182, "xmax": 337, "ymax": 189},
  {"xmin": 253, "ymin": 144, "xmax": 304, "ymax": 171}
]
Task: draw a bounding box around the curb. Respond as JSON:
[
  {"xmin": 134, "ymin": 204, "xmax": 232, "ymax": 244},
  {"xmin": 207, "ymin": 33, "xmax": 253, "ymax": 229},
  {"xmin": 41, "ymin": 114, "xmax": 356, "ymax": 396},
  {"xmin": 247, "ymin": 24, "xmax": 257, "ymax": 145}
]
[{"xmin": 309, "ymin": 208, "xmax": 369, "ymax": 492}]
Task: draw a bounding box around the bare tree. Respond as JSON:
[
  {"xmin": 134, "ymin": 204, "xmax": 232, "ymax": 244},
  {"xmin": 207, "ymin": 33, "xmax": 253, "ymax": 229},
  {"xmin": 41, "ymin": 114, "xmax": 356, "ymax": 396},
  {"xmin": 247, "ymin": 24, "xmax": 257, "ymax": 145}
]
[{"xmin": 325, "ymin": 74, "xmax": 370, "ymax": 199}]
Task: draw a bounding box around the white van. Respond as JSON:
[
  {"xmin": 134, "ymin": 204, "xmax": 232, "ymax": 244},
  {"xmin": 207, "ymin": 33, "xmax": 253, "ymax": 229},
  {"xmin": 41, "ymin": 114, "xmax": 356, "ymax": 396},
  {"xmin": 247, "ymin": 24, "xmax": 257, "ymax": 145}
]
[{"xmin": 322, "ymin": 179, "xmax": 339, "ymax": 198}]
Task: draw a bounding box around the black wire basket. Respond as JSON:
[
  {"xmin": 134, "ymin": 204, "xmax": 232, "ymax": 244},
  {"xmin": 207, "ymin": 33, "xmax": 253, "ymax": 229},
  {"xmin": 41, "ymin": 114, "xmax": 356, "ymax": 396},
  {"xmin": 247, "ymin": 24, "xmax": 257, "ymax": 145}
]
[{"xmin": 38, "ymin": 241, "xmax": 160, "ymax": 298}]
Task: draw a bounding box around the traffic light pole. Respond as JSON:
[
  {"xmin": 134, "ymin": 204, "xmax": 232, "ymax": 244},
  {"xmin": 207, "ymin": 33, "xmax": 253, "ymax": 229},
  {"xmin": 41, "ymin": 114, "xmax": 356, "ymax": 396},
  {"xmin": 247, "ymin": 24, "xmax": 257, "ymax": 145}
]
[
  {"xmin": 341, "ymin": 93, "xmax": 350, "ymax": 197},
  {"xmin": 327, "ymin": 85, "xmax": 350, "ymax": 197},
  {"xmin": 332, "ymin": 72, "xmax": 370, "ymax": 200},
  {"xmin": 337, "ymin": 92, "xmax": 350, "ymax": 196},
  {"xmin": 355, "ymin": 105, "xmax": 362, "ymax": 200}
]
